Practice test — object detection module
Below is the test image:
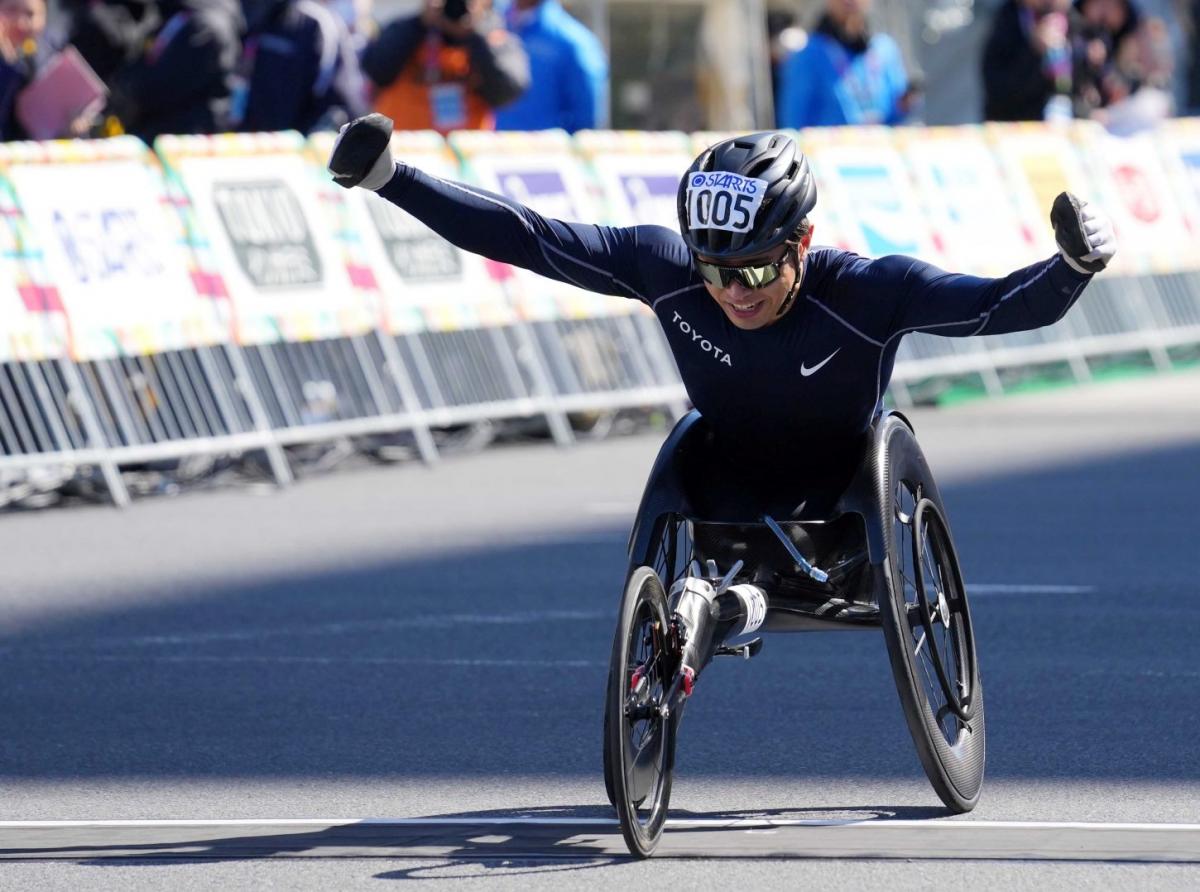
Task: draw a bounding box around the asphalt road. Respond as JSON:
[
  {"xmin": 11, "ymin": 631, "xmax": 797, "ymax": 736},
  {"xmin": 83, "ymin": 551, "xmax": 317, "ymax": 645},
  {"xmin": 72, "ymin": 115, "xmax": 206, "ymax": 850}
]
[{"xmin": 1, "ymin": 369, "xmax": 1199, "ymax": 889}]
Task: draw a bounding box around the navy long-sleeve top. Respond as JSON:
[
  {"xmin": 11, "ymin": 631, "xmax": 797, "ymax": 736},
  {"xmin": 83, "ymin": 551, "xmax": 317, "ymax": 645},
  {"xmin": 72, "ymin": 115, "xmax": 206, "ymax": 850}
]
[{"xmin": 378, "ymin": 163, "xmax": 1092, "ymax": 465}]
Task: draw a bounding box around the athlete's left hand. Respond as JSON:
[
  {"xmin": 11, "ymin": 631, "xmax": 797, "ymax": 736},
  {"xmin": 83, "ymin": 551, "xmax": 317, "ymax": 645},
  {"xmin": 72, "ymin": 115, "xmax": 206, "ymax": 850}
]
[{"xmin": 1051, "ymin": 192, "xmax": 1116, "ymax": 275}]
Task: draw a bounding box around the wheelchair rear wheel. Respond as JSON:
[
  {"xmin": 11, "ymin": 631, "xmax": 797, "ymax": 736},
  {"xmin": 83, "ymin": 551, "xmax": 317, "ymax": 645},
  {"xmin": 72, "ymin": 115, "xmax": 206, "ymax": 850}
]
[
  {"xmin": 605, "ymin": 566, "xmax": 675, "ymax": 857},
  {"xmin": 879, "ymin": 420, "xmax": 986, "ymax": 813}
]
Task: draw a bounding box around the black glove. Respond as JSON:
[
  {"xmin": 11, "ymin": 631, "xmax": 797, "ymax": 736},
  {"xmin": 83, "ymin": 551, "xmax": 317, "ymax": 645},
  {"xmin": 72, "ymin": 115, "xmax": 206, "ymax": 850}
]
[
  {"xmin": 1050, "ymin": 191, "xmax": 1116, "ymax": 275},
  {"xmin": 327, "ymin": 113, "xmax": 396, "ymax": 191}
]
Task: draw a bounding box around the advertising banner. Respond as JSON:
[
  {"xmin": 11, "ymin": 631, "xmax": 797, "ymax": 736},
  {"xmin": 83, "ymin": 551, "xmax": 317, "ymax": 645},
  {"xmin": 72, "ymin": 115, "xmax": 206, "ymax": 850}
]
[
  {"xmin": 985, "ymin": 122, "xmax": 1096, "ymax": 258},
  {"xmin": 1155, "ymin": 117, "xmax": 1200, "ymax": 264},
  {"xmin": 156, "ymin": 132, "xmax": 377, "ymax": 345},
  {"xmin": 1075, "ymin": 122, "xmax": 1198, "ymax": 274},
  {"xmin": 308, "ymin": 130, "xmax": 514, "ymax": 334},
  {"xmin": 896, "ymin": 126, "xmax": 1042, "ymax": 276},
  {"xmin": 799, "ymin": 127, "xmax": 944, "ymax": 264},
  {"xmin": 0, "ymin": 169, "xmax": 67, "ymax": 361},
  {"xmin": 576, "ymin": 130, "xmax": 691, "ymax": 229},
  {"xmin": 0, "ymin": 137, "xmax": 223, "ymax": 360},
  {"xmin": 449, "ymin": 130, "xmax": 628, "ymax": 321}
]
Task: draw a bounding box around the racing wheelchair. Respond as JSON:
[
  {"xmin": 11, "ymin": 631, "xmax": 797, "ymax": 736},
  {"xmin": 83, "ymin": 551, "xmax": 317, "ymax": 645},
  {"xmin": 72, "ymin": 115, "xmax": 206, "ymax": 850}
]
[{"xmin": 602, "ymin": 410, "xmax": 985, "ymax": 857}]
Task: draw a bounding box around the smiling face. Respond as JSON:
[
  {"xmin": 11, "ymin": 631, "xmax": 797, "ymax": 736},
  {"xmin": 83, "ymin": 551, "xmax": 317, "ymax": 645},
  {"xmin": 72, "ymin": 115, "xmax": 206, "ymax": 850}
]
[{"xmin": 698, "ymin": 228, "xmax": 814, "ymax": 331}]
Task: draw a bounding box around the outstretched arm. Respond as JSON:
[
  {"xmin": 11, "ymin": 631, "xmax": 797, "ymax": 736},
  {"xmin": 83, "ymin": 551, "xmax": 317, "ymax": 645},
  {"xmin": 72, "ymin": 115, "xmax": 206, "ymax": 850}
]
[
  {"xmin": 849, "ymin": 193, "xmax": 1116, "ymax": 339},
  {"xmin": 879, "ymin": 252, "xmax": 1091, "ymax": 338},
  {"xmin": 377, "ymin": 163, "xmax": 650, "ymax": 300},
  {"xmin": 328, "ymin": 114, "xmax": 685, "ymax": 303}
]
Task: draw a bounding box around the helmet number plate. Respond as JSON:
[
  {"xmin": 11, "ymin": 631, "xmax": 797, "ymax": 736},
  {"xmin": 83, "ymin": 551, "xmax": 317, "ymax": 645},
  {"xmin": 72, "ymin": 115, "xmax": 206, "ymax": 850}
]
[{"xmin": 686, "ymin": 172, "xmax": 769, "ymax": 234}]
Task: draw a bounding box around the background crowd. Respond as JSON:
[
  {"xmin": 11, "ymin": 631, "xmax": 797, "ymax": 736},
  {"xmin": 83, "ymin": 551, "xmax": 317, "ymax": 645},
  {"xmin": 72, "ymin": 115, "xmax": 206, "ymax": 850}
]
[{"xmin": 0, "ymin": 0, "xmax": 1195, "ymax": 144}]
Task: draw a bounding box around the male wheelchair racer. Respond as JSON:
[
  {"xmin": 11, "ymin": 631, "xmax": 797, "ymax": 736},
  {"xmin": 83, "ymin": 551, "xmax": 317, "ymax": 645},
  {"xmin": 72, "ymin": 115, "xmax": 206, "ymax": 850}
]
[{"xmin": 603, "ymin": 409, "xmax": 984, "ymax": 857}]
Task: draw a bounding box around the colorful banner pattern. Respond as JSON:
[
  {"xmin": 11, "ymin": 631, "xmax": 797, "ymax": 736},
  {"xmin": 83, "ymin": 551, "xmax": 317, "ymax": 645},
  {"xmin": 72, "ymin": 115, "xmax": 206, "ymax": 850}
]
[
  {"xmin": 0, "ymin": 119, "xmax": 1197, "ymax": 362},
  {"xmin": 576, "ymin": 130, "xmax": 692, "ymax": 230},
  {"xmin": 1075, "ymin": 121, "xmax": 1199, "ymax": 273},
  {"xmin": 0, "ymin": 137, "xmax": 223, "ymax": 360},
  {"xmin": 449, "ymin": 130, "xmax": 634, "ymax": 321},
  {"xmin": 156, "ymin": 131, "xmax": 377, "ymax": 345},
  {"xmin": 308, "ymin": 130, "xmax": 516, "ymax": 335},
  {"xmin": 896, "ymin": 126, "xmax": 1042, "ymax": 277},
  {"xmin": 801, "ymin": 126, "xmax": 947, "ymax": 266},
  {"xmin": 0, "ymin": 167, "xmax": 67, "ymax": 361}
]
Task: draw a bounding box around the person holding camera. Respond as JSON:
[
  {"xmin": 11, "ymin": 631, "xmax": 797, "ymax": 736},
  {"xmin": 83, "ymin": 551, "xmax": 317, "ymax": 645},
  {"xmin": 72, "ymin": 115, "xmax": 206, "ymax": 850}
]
[{"xmin": 361, "ymin": 0, "xmax": 529, "ymax": 134}]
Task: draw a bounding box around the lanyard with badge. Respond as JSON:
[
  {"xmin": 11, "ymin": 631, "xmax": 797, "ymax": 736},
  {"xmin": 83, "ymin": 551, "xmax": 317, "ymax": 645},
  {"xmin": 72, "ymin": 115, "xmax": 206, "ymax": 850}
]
[
  {"xmin": 422, "ymin": 33, "xmax": 468, "ymax": 131},
  {"xmin": 822, "ymin": 37, "xmax": 885, "ymax": 125}
]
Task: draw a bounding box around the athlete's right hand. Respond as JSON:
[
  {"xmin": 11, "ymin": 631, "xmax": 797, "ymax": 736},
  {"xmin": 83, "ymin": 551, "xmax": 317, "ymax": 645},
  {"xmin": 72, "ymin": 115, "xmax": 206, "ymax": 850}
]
[{"xmin": 328, "ymin": 113, "xmax": 396, "ymax": 191}]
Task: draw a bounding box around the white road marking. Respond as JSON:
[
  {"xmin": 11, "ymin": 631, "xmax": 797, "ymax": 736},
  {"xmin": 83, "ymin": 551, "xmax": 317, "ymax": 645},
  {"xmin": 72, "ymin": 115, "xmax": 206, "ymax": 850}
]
[
  {"xmin": 1, "ymin": 818, "xmax": 1198, "ymax": 831},
  {"xmin": 583, "ymin": 502, "xmax": 637, "ymax": 516}
]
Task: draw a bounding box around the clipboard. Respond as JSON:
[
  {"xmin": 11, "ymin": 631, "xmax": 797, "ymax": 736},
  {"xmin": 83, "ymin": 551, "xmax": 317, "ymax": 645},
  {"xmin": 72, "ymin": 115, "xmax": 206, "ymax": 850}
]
[{"xmin": 15, "ymin": 45, "xmax": 108, "ymax": 140}]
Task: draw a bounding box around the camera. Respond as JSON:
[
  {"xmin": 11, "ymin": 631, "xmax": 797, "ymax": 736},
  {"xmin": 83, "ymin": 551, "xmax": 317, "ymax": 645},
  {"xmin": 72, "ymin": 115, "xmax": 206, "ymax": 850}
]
[{"xmin": 443, "ymin": 0, "xmax": 469, "ymax": 20}]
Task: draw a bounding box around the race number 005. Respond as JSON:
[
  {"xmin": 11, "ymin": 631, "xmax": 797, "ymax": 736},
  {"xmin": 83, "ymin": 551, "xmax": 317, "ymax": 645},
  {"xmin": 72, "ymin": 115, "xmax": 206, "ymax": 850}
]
[{"xmin": 691, "ymin": 189, "xmax": 755, "ymax": 230}]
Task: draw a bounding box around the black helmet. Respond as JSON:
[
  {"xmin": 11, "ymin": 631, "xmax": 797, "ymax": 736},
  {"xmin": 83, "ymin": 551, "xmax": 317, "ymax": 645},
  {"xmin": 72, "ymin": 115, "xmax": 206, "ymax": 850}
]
[{"xmin": 677, "ymin": 131, "xmax": 816, "ymax": 262}]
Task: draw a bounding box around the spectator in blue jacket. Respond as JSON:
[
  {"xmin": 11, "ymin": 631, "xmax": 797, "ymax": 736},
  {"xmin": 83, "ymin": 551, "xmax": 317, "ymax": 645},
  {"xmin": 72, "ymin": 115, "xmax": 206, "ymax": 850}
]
[
  {"xmin": 776, "ymin": 0, "xmax": 909, "ymax": 128},
  {"xmin": 494, "ymin": 0, "xmax": 606, "ymax": 132}
]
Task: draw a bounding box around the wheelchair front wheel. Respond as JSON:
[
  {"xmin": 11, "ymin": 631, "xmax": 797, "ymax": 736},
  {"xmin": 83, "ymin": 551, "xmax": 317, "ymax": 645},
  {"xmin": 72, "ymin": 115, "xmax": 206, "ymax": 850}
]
[
  {"xmin": 879, "ymin": 424, "xmax": 986, "ymax": 813},
  {"xmin": 605, "ymin": 565, "xmax": 675, "ymax": 857},
  {"xmin": 604, "ymin": 514, "xmax": 693, "ymax": 809}
]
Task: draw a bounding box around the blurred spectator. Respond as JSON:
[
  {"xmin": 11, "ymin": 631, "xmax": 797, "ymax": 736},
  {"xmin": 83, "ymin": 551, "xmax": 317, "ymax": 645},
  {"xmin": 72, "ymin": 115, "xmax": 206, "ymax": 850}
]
[
  {"xmin": 767, "ymin": 9, "xmax": 805, "ymax": 104},
  {"xmin": 323, "ymin": 0, "xmax": 374, "ymax": 53},
  {"xmin": 0, "ymin": 0, "xmax": 48, "ymax": 138},
  {"xmin": 776, "ymin": 0, "xmax": 909, "ymax": 128},
  {"xmin": 494, "ymin": 0, "xmax": 607, "ymax": 133},
  {"xmin": 983, "ymin": 0, "xmax": 1077, "ymax": 121},
  {"xmin": 1, "ymin": 0, "xmax": 105, "ymax": 139},
  {"xmin": 63, "ymin": 0, "xmax": 161, "ymax": 84},
  {"xmin": 104, "ymin": 0, "xmax": 242, "ymax": 142},
  {"xmin": 1088, "ymin": 8, "xmax": 1177, "ymax": 132},
  {"xmin": 232, "ymin": 0, "xmax": 369, "ymax": 133},
  {"xmin": 1191, "ymin": 0, "xmax": 1199, "ymax": 112},
  {"xmin": 1072, "ymin": 0, "xmax": 1141, "ymax": 114},
  {"xmin": 362, "ymin": 0, "xmax": 528, "ymax": 134}
]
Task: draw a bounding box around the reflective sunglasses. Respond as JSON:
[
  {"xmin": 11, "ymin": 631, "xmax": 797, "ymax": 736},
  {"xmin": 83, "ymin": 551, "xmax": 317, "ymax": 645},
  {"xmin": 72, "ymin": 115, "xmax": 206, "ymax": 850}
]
[{"xmin": 694, "ymin": 246, "xmax": 795, "ymax": 290}]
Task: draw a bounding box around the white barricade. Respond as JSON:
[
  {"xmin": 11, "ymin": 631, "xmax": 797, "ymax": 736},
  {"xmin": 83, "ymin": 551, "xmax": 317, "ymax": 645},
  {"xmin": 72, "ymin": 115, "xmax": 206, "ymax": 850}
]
[
  {"xmin": 0, "ymin": 137, "xmax": 291, "ymax": 503},
  {"xmin": 449, "ymin": 130, "xmax": 683, "ymax": 417},
  {"xmin": 575, "ymin": 129, "xmax": 694, "ymax": 418},
  {"xmin": 308, "ymin": 129, "xmax": 573, "ymax": 442},
  {"xmin": 156, "ymin": 132, "xmax": 437, "ymax": 461}
]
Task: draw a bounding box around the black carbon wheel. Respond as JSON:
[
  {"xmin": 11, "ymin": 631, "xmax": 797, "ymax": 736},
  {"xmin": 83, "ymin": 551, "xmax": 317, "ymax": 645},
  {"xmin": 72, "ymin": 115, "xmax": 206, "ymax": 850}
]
[
  {"xmin": 604, "ymin": 515, "xmax": 692, "ymax": 809},
  {"xmin": 605, "ymin": 566, "xmax": 674, "ymax": 858},
  {"xmin": 879, "ymin": 418, "xmax": 986, "ymax": 813}
]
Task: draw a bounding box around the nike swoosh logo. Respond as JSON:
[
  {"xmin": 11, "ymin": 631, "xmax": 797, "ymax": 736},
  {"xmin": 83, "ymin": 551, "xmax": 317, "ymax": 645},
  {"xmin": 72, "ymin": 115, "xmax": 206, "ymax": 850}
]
[{"xmin": 800, "ymin": 348, "xmax": 840, "ymax": 377}]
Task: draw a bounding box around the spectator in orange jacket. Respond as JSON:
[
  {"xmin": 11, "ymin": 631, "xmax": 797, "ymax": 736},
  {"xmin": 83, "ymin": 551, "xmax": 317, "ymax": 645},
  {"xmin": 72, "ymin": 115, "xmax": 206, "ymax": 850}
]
[{"xmin": 361, "ymin": 0, "xmax": 529, "ymax": 134}]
